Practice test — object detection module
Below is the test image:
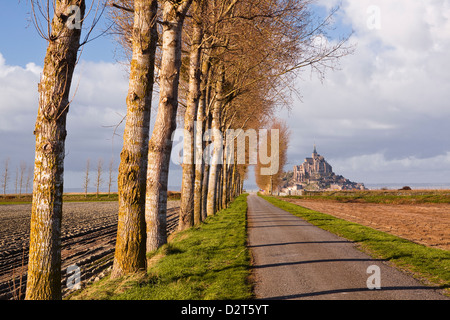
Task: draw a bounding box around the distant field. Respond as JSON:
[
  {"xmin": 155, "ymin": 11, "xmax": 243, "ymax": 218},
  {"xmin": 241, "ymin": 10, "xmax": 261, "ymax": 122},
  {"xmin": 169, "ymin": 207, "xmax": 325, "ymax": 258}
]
[
  {"xmin": 0, "ymin": 193, "xmax": 118, "ymax": 205},
  {"xmin": 285, "ymin": 189, "xmax": 450, "ymax": 204},
  {"xmin": 0, "ymin": 191, "xmax": 181, "ymax": 205}
]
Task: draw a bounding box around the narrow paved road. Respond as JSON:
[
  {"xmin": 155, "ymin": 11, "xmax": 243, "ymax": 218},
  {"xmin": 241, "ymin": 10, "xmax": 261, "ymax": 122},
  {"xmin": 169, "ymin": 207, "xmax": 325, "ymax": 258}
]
[{"xmin": 247, "ymin": 194, "xmax": 448, "ymax": 300}]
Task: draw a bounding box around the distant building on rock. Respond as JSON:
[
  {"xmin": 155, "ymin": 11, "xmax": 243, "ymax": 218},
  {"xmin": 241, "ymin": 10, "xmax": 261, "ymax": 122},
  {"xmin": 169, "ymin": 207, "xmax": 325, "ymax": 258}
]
[
  {"xmin": 293, "ymin": 145, "xmax": 333, "ymax": 183},
  {"xmin": 292, "ymin": 145, "xmax": 365, "ymax": 191}
]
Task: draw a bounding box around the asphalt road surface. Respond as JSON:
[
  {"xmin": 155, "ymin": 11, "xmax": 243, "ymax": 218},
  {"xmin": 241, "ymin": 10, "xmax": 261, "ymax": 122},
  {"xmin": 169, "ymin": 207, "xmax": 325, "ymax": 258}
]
[{"xmin": 247, "ymin": 193, "xmax": 448, "ymax": 300}]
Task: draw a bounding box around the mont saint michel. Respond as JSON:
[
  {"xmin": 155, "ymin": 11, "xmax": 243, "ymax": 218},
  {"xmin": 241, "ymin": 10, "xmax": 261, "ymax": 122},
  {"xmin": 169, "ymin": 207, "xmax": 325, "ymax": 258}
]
[{"xmin": 286, "ymin": 145, "xmax": 366, "ymax": 193}]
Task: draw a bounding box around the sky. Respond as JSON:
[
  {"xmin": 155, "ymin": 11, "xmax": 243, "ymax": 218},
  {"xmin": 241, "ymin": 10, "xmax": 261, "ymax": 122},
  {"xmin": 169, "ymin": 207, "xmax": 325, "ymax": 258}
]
[
  {"xmin": 0, "ymin": 0, "xmax": 450, "ymax": 192},
  {"xmin": 281, "ymin": 0, "xmax": 450, "ymax": 188}
]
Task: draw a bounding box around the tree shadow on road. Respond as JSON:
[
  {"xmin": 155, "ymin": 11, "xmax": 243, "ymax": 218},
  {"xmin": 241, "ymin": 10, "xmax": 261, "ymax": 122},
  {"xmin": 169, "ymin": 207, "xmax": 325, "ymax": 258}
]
[
  {"xmin": 248, "ymin": 240, "xmax": 351, "ymax": 248},
  {"xmin": 252, "ymin": 258, "xmax": 385, "ymax": 269},
  {"xmin": 261, "ymin": 284, "xmax": 450, "ymax": 300}
]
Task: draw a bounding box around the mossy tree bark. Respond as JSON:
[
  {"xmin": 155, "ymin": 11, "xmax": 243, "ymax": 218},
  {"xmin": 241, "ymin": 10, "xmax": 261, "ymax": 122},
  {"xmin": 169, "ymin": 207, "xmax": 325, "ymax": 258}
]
[
  {"xmin": 111, "ymin": 0, "xmax": 158, "ymax": 278},
  {"xmin": 179, "ymin": 0, "xmax": 204, "ymax": 231},
  {"xmin": 26, "ymin": 0, "xmax": 85, "ymax": 300},
  {"xmin": 200, "ymin": 114, "xmax": 211, "ymax": 221},
  {"xmin": 193, "ymin": 56, "xmax": 210, "ymax": 225},
  {"xmin": 206, "ymin": 64, "xmax": 225, "ymax": 217},
  {"xmin": 145, "ymin": 0, "xmax": 193, "ymax": 253}
]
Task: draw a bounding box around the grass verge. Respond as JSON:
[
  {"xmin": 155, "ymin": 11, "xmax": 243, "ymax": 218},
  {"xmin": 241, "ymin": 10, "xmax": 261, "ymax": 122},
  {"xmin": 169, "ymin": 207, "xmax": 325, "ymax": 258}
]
[
  {"xmin": 68, "ymin": 194, "xmax": 252, "ymax": 300},
  {"xmin": 0, "ymin": 193, "xmax": 119, "ymax": 205},
  {"xmin": 284, "ymin": 189, "xmax": 450, "ymax": 204},
  {"xmin": 0, "ymin": 192, "xmax": 180, "ymax": 205},
  {"xmin": 259, "ymin": 194, "xmax": 450, "ymax": 295}
]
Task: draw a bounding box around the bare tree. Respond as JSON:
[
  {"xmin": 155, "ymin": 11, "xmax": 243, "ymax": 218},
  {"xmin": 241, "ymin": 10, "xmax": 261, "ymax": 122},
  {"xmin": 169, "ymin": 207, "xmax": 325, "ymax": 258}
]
[
  {"xmin": 206, "ymin": 64, "xmax": 225, "ymax": 217},
  {"xmin": 95, "ymin": 158, "xmax": 103, "ymax": 197},
  {"xmin": 145, "ymin": 0, "xmax": 193, "ymax": 253},
  {"xmin": 1, "ymin": 158, "xmax": 9, "ymax": 195},
  {"xmin": 19, "ymin": 162, "xmax": 27, "ymax": 197},
  {"xmin": 111, "ymin": 0, "xmax": 159, "ymax": 278},
  {"xmin": 255, "ymin": 120, "xmax": 290, "ymax": 194},
  {"xmin": 83, "ymin": 159, "xmax": 90, "ymax": 197},
  {"xmin": 26, "ymin": 0, "xmax": 87, "ymax": 300},
  {"xmin": 107, "ymin": 157, "xmax": 114, "ymax": 196},
  {"xmin": 193, "ymin": 54, "xmax": 211, "ymax": 225},
  {"xmin": 26, "ymin": 165, "xmax": 34, "ymax": 194},
  {"xmin": 179, "ymin": 0, "xmax": 205, "ymax": 230},
  {"xmin": 14, "ymin": 167, "xmax": 19, "ymax": 195}
]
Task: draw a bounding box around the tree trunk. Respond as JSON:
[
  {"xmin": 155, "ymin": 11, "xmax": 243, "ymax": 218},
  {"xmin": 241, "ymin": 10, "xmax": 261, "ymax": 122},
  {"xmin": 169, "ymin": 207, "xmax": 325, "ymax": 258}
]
[
  {"xmin": 193, "ymin": 100, "xmax": 205, "ymax": 225},
  {"xmin": 221, "ymin": 142, "xmax": 229, "ymax": 209},
  {"xmin": 26, "ymin": 0, "xmax": 85, "ymax": 300},
  {"xmin": 111, "ymin": 0, "xmax": 158, "ymax": 278},
  {"xmin": 193, "ymin": 53, "xmax": 211, "ymax": 225},
  {"xmin": 222, "ymin": 162, "xmax": 231, "ymax": 208},
  {"xmin": 217, "ymin": 166, "xmax": 223, "ymax": 210},
  {"xmin": 230, "ymin": 161, "xmax": 237, "ymax": 200},
  {"xmin": 146, "ymin": 0, "xmax": 192, "ymax": 253},
  {"xmin": 240, "ymin": 175, "xmax": 243, "ymax": 194},
  {"xmin": 179, "ymin": 4, "xmax": 203, "ymax": 230},
  {"xmin": 206, "ymin": 65, "xmax": 225, "ymax": 217},
  {"xmin": 200, "ymin": 115, "xmax": 211, "ymax": 221},
  {"xmin": 2, "ymin": 158, "xmax": 9, "ymax": 195}
]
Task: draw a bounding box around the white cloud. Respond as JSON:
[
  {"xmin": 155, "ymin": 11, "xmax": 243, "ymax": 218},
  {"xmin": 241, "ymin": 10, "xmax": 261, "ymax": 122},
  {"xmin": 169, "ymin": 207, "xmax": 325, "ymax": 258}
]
[
  {"xmin": 67, "ymin": 60, "xmax": 129, "ymax": 139},
  {"xmin": 0, "ymin": 55, "xmax": 129, "ymax": 137},
  {"xmin": 0, "ymin": 53, "xmax": 129, "ymax": 185},
  {"xmin": 65, "ymin": 61, "xmax": 129, "ymax": 170},
  {"xmin": 0, "ymin": 54, "xmax": 41, "ymax": 132}
]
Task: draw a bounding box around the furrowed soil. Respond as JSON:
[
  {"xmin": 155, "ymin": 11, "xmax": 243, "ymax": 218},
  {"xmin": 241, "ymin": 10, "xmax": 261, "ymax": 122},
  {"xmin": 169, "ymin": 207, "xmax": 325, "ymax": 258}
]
[
  {"xmin": 0, "ymin": 201, "xmax": 180, "ymax": 300},
  {"xmin": 281, "ymin": 198, "xmax": 450, "ymax": 251}
]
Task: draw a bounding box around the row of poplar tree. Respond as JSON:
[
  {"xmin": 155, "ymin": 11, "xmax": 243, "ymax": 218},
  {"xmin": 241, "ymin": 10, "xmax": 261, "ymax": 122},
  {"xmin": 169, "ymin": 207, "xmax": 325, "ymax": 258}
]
[{"xmin": 24, "ymin": 0, "xmax": 350, "ymax": 299}]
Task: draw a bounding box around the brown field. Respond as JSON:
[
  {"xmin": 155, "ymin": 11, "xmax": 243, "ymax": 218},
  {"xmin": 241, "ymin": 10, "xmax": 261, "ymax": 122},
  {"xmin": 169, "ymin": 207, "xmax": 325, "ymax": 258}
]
[
  {"xmin": 281, "ymin": 198, "xmax": 450, "ymax": 251},
  {"xmin": 0, "ymin": 200, "xmax": 180, "ymax": 300}
]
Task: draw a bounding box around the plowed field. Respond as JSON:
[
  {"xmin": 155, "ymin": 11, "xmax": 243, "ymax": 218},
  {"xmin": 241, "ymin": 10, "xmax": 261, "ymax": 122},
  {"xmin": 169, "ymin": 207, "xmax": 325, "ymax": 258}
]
[
  {"xmin": 0, "ymin": 201, "xmax": 179, "ymax": 300},
  {"xmin": 281, "ymin": 198, "xmax": 450, "ymax": 251}
]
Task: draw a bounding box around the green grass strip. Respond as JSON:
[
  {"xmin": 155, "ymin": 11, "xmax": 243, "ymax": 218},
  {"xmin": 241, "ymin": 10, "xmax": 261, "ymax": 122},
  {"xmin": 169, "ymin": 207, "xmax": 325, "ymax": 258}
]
[
  {"xmin": 284, "ymin": 190, "xmax": 450, "ymax": 204},
  {"xmin": 0, "ymin": 193, "xmax": 181, "ymax": 205},
  {"xmin": 0, "ymin": 201, "xmax": 31, "ymax": 205},
  {"xmin": 259, "ymin": 194, "xmax": 450, "ymax": 294},
  {"xmin": 69, "ymin": 194, "xmax": 252, "ymax": 300},
  {"xmin": 0, "ymin": 193, "xmax": 120, "ymax": 205}
]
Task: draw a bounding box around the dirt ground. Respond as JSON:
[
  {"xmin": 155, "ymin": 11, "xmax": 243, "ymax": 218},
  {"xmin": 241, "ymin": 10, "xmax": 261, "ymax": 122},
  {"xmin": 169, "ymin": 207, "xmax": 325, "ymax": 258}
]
[
  {"xmin": 281, "ymin": 198, "xmax": 450, "ymax": 251},
  {"xmin": 0, "ymin": 201, "xmax": 180, "ymax": 300}
]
